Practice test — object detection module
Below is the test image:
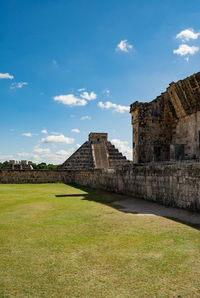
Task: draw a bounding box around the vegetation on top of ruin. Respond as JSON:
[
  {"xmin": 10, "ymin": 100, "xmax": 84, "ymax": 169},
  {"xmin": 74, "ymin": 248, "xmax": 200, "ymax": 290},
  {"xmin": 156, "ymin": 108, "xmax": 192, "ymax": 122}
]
[
  {"xmin": 28, "ymin": 161, "xmax": 59, "ymax": 170},
  {"xmin": 0, "ymin": 161, "xmax": 9, "ymax": 169}
]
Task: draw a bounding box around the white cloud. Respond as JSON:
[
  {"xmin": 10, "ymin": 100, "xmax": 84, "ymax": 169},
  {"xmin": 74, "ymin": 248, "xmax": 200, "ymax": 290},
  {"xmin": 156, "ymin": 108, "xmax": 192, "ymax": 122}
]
[
  {"xmin": 56, "ymin": 149, "xmax": 71, "ymax": 156},
  {"xmin": 41, "ymin": 129, "xmax": 48, "ymax": 134},
  {"xmin": 22, "ymin": 132, "xmax": 32, "ymax": 137},
  {"xmin": 80, "ymin": 91, "xmax": 97, "ymax": 101},
  {"xmin": 176, "ymin": 29, "xmax": 200, "ymax": 42},
  {"xmin": 0, "ymin": 154, "xmax": 14, "ymax": 161},
  {"xmin": 54, "ymin": 145, "xmax": 79, "ymax": 163},
  {"xmin": 17, "ymin": 152, "xmax": 30, "ymax": 157},
  {"xmin": 53, "ymin": 94, "xmax": 87, "ymax": 106},
  {"xmin": 81, "ymin": 115, "xmax": 91, "ymax": 120},
  {"xmin": 40, "ymin": 134, "xmax": 74, "ymax": 144},
  {"xmin": 33, "ymin": 146, "xmax": 51, "ymax": 154},
  {"xmin": 103, "ymin": 89, "xmax": 110, "ymax": 96},
  {"xmin": 55, "ymin": 149, "xmax": 73, "ymax": 160},
  {"xmin": 17, "ymin": 152, "xmax": 40, "ymax": 163},
  {"xmin": 71, "ymin": 128, "xmax": 80, "ymax": 133},
  {"xmin": 0, "ymin": 73, "xmax": 14, "ymax": 79},
  {"xmin": 111, "ymin": 139, "xmax": 132, "ymax": 160},
  {"xmin": 78, "ymin": 88, "xmax": 86, "ymax": 92},
  {"xmin": 52, "ymin": 59, "xmax": 59, "ymax": 68},
  {"xmin": 10, "ymin": 82, "xmax": 28, "ymax": 89},
  {"xmin": 51, "ymin": 131, "xmax": 62, "ymax": 135},
  {"xmin": 173, "ymin": 44, "xmax": 199, "ymax": 56},
  {"xmin": 116, "ymin": 40, "xmax": 133, "ymax": 52},
  {"xmin": 98, "ymin": 101, "xmax": 129, "ymax": 113},
  {"xmin": 17, "ymin": 150, "xmax": 52, "ymax": 163},
  {"xmin": 1, "ymin": 143, "xmax": 81, "ymax": 164}
]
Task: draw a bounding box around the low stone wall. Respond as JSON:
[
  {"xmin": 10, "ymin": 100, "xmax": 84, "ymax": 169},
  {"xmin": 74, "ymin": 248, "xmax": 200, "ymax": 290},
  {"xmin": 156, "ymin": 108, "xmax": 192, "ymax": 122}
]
[
  {"xmin": 1, "ymin": 163, "xmax": 200, "ymax": 211},
  {"xmin": 0, "ymin": 170, "xmax": 72, "ymax": 184},
  {"xmin": 72, "ymin": 163, "xmax": 200, "ymax": 211}
]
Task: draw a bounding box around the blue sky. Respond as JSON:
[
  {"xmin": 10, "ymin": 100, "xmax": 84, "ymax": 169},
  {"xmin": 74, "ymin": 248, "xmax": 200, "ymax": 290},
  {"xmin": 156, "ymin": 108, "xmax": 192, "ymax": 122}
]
[{"xmin": 1, "ymin": 0, "xmax": 200, "ymax": 164}]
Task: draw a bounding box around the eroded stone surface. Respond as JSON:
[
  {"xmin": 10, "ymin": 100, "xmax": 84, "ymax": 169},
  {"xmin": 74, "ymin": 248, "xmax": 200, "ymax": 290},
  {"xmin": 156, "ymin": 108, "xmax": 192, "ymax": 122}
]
[
  {"xmin": 130, "ymin": 72, "xmax": 200, "ymax": 163},
  {"xmin": 71, "ymin": 163, "xmax": 200, "ymax": 212},
  {"xmin": 2, "ymin": 160, "xmax": 33, "ymax": 170},
  {"xmin": 60, "ymin": 133, "xmax": 130, "ymax": 170},
  {"xmin": 0, "ymin": 170, "xmax": 71, "ymax": 183}
]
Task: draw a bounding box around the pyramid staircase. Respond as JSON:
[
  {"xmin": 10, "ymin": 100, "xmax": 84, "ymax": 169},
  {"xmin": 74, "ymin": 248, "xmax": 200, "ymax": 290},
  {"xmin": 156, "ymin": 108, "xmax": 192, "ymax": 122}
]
[{"xmin": 59, "ymin": 133, "xmax": 130, "ymax": 170}]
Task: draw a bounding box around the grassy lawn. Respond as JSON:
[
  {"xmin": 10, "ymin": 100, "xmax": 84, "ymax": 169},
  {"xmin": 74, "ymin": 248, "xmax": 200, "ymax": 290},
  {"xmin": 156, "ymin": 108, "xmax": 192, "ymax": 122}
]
[{"xmin": 0, "ymin": 183, "xmax": 200, "ymax": 297}]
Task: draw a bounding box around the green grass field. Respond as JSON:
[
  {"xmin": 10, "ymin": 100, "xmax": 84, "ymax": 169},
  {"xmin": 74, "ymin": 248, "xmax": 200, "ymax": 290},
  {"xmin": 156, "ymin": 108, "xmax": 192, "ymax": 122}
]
[{"xmin": 0, "ymin": 183, "xmax": 200, "ymax": 297}]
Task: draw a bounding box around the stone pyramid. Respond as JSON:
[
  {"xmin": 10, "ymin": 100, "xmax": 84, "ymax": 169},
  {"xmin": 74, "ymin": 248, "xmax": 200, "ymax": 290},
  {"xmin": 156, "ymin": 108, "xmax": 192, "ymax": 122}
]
[{"xmin": 60, "ymin": 132, "xmax": 130, "ymax": 170}]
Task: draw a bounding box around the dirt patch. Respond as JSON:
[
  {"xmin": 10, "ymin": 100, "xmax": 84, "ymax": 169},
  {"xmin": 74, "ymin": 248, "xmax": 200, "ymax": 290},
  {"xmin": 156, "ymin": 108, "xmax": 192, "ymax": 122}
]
[{"xmin": 112, "ymin": 198, "xmax": 200, "ymax": 225}]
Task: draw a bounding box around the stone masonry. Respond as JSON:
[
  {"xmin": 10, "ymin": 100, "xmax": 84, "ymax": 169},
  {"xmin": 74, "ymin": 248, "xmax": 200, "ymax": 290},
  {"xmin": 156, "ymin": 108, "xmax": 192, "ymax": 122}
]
[
  {"xmin": 2, "ymin": 160, "xmax": 33, "ymax": 170},
  {"xmin": 0, "ymin": 170, "xmax": 71, "ymax": 184},
  {"xmin": 130, "ymin": 72, "xmax": 200, "ymax": 163},
  {"xmin": 1, "ymin": 162, "xmax": 200, "ymax": 211},
  {"xmin": 70, "ymin": 162, "xmax": 200, "ymax": 212},
  {"xmin": 1, "ymin": 73, "xmax": 200, "ymax": 213},
  {"xmin": 59, "ymin": 132, "xmax": 130, "ymax": 170}
]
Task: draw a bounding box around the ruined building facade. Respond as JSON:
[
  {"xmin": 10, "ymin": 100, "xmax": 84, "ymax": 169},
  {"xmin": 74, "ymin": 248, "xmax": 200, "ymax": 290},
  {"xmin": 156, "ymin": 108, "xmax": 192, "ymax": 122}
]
[
  {"xmin": 60, "ymin": 132, "xmax": 129, "ymax": 170},
  {"xmin": 130, "ymin": 72, "xmax": 200, "ymax": 163},
  {"xmin": 2, "ymin": 160, "xmax": 33, "ymax": 170}
]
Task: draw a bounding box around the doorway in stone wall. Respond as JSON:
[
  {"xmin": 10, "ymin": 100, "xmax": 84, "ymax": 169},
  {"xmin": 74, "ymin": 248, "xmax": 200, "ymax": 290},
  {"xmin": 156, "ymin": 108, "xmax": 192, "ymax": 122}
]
[{"xmin": 153, "ymin": 145, "xmax": 162, "ymax": 162}]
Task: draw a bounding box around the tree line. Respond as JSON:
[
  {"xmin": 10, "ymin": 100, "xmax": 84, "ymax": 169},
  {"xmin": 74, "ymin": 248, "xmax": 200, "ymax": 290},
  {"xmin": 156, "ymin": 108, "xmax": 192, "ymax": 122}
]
[{"xmin": 0, "ymin": 161, "xmax": 59, "ymax": 170}]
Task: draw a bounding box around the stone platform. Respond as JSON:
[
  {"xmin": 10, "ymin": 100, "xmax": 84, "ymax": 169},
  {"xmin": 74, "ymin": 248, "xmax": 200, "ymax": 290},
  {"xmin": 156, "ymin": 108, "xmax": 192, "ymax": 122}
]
[{"xmin": 59, "ymin": 132, "xmax": 130, "ymax": 170}]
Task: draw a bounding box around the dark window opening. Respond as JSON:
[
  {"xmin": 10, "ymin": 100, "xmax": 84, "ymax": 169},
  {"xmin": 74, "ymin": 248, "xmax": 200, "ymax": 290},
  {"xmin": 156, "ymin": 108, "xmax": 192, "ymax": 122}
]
[{"xmin": 199, "ymin": 131, "xmax": 200, "ymax": 149}]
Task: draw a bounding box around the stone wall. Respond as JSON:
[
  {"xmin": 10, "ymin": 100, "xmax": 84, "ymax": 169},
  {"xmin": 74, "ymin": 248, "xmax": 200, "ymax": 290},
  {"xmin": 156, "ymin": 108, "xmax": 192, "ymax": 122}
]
[
  {"xmin": 130, "ymin": 72, "xmax": 200, "ymax": 163},
  {"xmin": 172, "ymin": 111, "xmax": 200, "ymax": 158},
  {"xmin": 1, "ymin": 163, "xmax": 200, "ymax": 212},
  {"xmin": 0, "ymin": 170, "xmax": 72, "ymax": 184},
  {"xmin": 71, "ymin": 163, "xmax": 200, "ymax": 211}
]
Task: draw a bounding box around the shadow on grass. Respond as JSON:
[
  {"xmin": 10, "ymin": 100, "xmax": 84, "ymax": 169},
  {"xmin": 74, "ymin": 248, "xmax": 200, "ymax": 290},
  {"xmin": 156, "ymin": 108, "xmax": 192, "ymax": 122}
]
[{"xmin": 55, "ymin": 183, "xmax": 200, "ymax": 230}]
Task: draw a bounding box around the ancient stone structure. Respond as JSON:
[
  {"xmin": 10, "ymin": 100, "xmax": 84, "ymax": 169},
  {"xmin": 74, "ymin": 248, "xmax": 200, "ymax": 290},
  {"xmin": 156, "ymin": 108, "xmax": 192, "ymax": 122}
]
[
  {"xmin": 130, "ymin": 72, "xmax": 200, "ymax": 163},
  {"xmin": 1, "ymin": 73, "xmax": 200, "ymax": 212},
  {"xmin": 71, "ymin": 163, "xmax": 200, "ymax": 211},
  {"xmin": 0, "ymin": 170, "xmax": 70, "ymax": 184},
  {"xmin": 59, "ymin": 132, "xmax": 130, "ymax": 170},
  {"xmin": 1, "ymin": 163, "xmax": 199, "ymax": 211},
  {"xmin": 2, "ymin": 160, "xmax": 33, "ymax": 170}
]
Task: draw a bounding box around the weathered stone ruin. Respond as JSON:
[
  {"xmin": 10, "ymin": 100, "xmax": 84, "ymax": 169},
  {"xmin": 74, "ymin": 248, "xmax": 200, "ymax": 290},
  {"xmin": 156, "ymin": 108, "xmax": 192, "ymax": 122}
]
[
  {"xmin": 130, "ymin": 72, "xmax": 200, "ymax": 163},
  {"xmin": 59, "ymin": 132, "xmax": 130, "ymax": 170},
  {"xmin": 2, "ymin": 160, "xmax": 33, "ymax": 170},
  {"xmin": 1, "ymin": 72, "xmax": 200, "ymax": 212}
]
